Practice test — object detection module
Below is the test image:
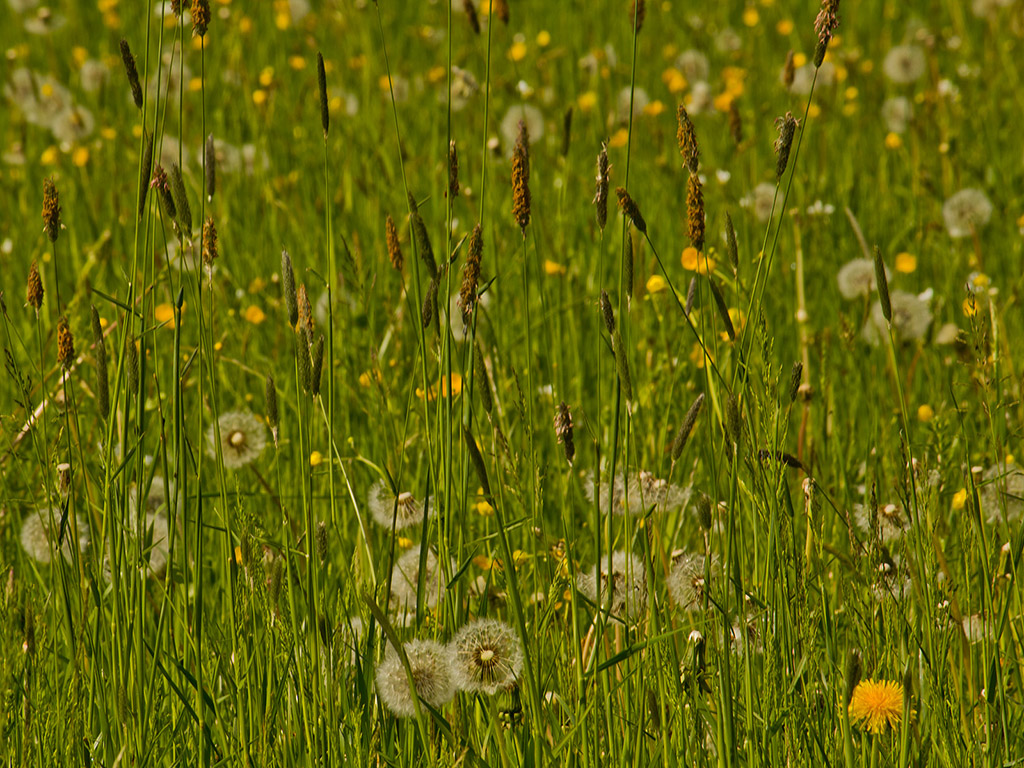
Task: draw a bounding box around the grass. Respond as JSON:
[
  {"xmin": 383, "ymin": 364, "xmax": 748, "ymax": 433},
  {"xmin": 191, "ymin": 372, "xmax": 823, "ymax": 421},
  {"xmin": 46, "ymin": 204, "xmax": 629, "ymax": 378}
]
[{"xmin": 1, "ymin": 0, "xmax": 1023, "ymax": 765}]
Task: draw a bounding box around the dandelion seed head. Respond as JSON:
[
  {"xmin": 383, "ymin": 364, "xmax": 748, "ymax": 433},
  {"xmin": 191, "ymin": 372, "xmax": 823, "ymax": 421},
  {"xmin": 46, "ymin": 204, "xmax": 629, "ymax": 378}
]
[
  {"xmin": 375, "ymin": 639, "xmax": 455, "ymax": 717},
  {"xmin": 206, "ymin": 411, "xmax": 267, "ymax": 469},
  {"xmin": 20, "ymin": 507, "xmax": 89, "ymax": 564},
  {"xmin": 882, "ymin": 45, "xmax": 927, "ymax": 84},
  {"xmin": 578, "ymin": 550, "xmax": 647, "ymax": 622},
  {"xmin": 942, "ymin": 188, "xmax": 993, "ymax": 239},
  {"xmin": 368, "ymin": 480, "xmax": 426, "ymax": 531},
  {"xmin": 449, "ymin": 618, "xmax": 523, "ymax": 694}
]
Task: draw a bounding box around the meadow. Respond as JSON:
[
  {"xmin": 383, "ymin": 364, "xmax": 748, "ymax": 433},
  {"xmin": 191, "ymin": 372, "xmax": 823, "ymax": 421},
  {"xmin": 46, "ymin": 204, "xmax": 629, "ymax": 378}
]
[{"xmin": 1, "ymin": 0, "xmax": 1023, "ymax": 765}]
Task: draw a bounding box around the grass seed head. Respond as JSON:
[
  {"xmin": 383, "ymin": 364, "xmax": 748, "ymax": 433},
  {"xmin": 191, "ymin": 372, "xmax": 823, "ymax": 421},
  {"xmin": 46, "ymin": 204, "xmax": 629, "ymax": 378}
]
[
  {"xmin": 463, "ymin": 0, "xmax": 481, "ymax": 34},
  {"xmin": 408, "ymin": 193, "xmax": 438, "ymax": 279},
  {"xmin": 631, "ymin": 0, "xmax": 646, "ymax": 32},
  {"xmin": 676, "ymin": 105, "xmax": 699, "ymax": 175},
  {"xmin": 814, "ymin": 0, "xmax": 841, "ymax": 67},
  {"xmin": 265, "ymin": 374, "xmax": 279, "ymax": 445},
  {"xmin": 202, "ymin": 216, "xmax": 218, "ymax": 268},
  {"xmin": 151, "ymin": 165, "xmax": 176, "ymax": 221},
  {"xmin": 511, "ymin": 120, "xmax": 532, "ymax": 233},
  {"xmin": 315, "ymin": 521, "xmax": 328, "ymax": 564},
  {"xmin": 493, "ymin": 0, "xmax": 509, "ymax": 24},
  {"xmin": 459, "ymin": 223, "xmax": 483, "ymax": 324},
  {"xmin": 726, "ymin": 394, "xmax": 742, "ymax": 447},
  {"xmin": 600, "ymin": 290, "xmax": 615, "ymax": 334},
  {"xmin": 27, "ymin": 260, "xmax": 43, "ymax": 311},
  {"xmin": 696, "ymin": 493, "xmax": 713, "ymax": 531},
  {"xmin": 191, "ymin": 0, "xmax": 210, "ymax": 37},
  {"xmin": 783, "ymin": 50, "xmax": 796, "ymax": 88},
  {"xmin": 297, "ymin": 283, "xmax": 314, "ymax": 344},
  {"xmin": 138, "ymin": 131, "xmax": 154, "ymax": 219},
  {"xmin": 555, "ymin": 401, "xmax": 575, "ymax": 465},
  {"xmin": 281, "ymin": 250, "xmax": 298, "ymax": 328},
  {"xmin": 725, "ymin": 212, "xmax": 739, "ymax": 274},
  {"xmin": 788, "ymin": 361, "xmax": 804, "ymax": 403},
  {"xmin": 729, "ymin": 100, "xmax": 743, "ymax": 145},
  {"xmin": 594, "ymin": 143, "xmax": 610, "ymax": 231},
  {"xmin": 671, "ymin": 392, "xmax": 705, "ymax": 461},
  {"xmin": 57, "ymin": 315, "xmax": 74, "ymax": 370},
  {"xmin": 385, "ymin": 214, "xmax": 403, "ymax": 271},
  {"xmin": 127, "ymin": 332, "xmax": 139, "ymax": 394},
  {"xmin": 316, "ymin": 52, "xmax": 329, "ymax": 138},
  {"xmin": 686, "ymin": 174, "xmax": 705, "ymax": 252},
  {"xmin": 773, "ymin": 112, "xmax": 798, "ymax": 180},
  {"xmin": 845, "ymin": 648, "xmax": 863, "ymax": 705},
  {"xmin": 448, "ymin": 139, "xmax": 459, "ymax": 199},
  {"xmin": 42, "ymin": 177, "xmax": 61, "ymax": 243},
  {"xmin": 616, "ymin": 187, "xmax": 647, "ymax": 233},
  {"xmin": 685, "ymin": 276, "xmax": 697, "ymax": 316},
  {"xmin": 119, "ymin": 38, "xmax": 143, "ymax": 109},
  {"xmin": 297, "ymin": 334, "xmax": 312, "ymax": 394},
  {"xmin": 168, "ymin": 162, "xmax": 192, "ymax": 238},
  {"xmin": 422, "ymin": 278, "xmax": 438, "ymax": 330}
]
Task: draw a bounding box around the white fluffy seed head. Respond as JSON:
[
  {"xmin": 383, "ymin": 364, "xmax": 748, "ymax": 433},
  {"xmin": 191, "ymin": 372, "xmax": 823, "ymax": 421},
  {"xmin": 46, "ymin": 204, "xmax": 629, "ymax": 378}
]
[
  {"xmin": 375, "ymin": 639, "xmax": 455, "ymax": 717},
  {"xmin": 449, "ymin": 618, "xmax": 523, "ymax": 695}
]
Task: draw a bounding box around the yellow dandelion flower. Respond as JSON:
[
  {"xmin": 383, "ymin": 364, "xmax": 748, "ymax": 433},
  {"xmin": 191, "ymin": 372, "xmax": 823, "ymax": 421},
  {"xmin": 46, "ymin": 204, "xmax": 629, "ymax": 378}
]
[
  {"xmin": 952, "ymin": 488, "xmax": 968, "ymax": 510},
  {"xmin": 643, "ymin": 100, "xmax": 665, "ymax": 117},
  {"xmin": 189, "ymin": 77, "xmax": 203, "ymax": 92},
  {"xmin": 847, "ymin": 679, "xmax": 904, "ymax": 734},
  {"xmin": 252, "ymin": 89, "xmax": 268, "ymax": 106},
  {"xmin": 895, "ymin": 252, "xmax": 917, "ymax": 273},
  {"xmin": 155, "ymin": 303, "xmax": 175, "ymax": 325},
  {"xmin": 844, "ymin": 86, "xmax": 859, "ymax": 101},
  {"xmin": 577, "ymin": 91, "xmax": 598, "ymax": 112},
  {"xmin": 713, "ymin": 92, "xmax": 735, "ymax": 112},
  {"xmin": 646, "ymin": 275, "xmax": 667, "ymax": 294},
  {"xmin": 537, "ymin": 30, "xmax": 551, "ymax": 47},
  {"xmin": 885, "ymin": 132, "xmax": 902, "ymax": 150},
  {"xmin": 544, "ymin": 259, "xmax": 567, "ymax": 275},
  {"xmin": 309, "ymin": 450, "xmax": 323, "ymax": 467},
  {"xmin": 608, "ymin": 127, "xmax": 629, "ymax": 148},
  {"xmin": 742, "ymin": 7, "xmax": 759, "ymax": 26},
  {"xmin": 662, "ymin": 67, "xmax": 688, "ymax": 93},
  {"xmin": 41, "ymin": 146, "xmax": 59, "ymax": 165},
  {"xmin": 72, "ymin": 147, "xmax": 90, "ymax": 167},
  {"xmin": 917, "ymin": 404, "xmax": 934, "ymax": 422},
  {"xmin": 808, "ymin": 104, "xmax": 821, "ymax": 119},
  {"xmin": 244, "ymin": 305, "xmax": 266, "ymax": 325},
  {"xmin": 473, "ymin": 554, "xmax": 495, "ymax": 570},
  {"xmin": 396, "ymin": 536, "xmax": 414, "ymax": 549},
  {"xmin": 509, "ymin": 41, "xmax": 527, "ymax": 62},
  {"xmin": 681, "ymin": 247, "xmax": 716, "ymax": 274},
  {"xmin": 259, "ymin": 67, "xmax": 275, "ymax": 88},
  {"xmin": 100, "ymin": 127, "xmax": 116, "ymax": 140}
]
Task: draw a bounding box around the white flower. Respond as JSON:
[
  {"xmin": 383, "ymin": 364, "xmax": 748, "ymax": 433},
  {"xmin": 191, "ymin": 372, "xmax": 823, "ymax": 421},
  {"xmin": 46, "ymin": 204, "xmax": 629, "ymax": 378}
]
[
  {"xmin": 616, "ymin": 87, "xmax": 649, "ymax": 124},
  {"xmin": 864, "ymin": 290, "xmax": 932, "ymax": 344},
  {"xmin": 685, "ymin": 81, "xmax": 713, "ymax": 114},
  {"xmin": 837, "ymin": 258, "xmax": 887, "ymax": 299},
  {"xmin": 741, "ymin": 182, "xmax": 777, "ymax": 223},
  {"xmin": 50, "ymin": 105, "xmax": 94, "ymax": 146},
  {"xmin": 675, "ymin": 50, "xmax": 709, "ymax": 82},
  {"xmin": 578, "ymin": 550, "xmax": 647, "ymax": 622},
  {"xmin": 367, "ymin": 479, "xmax": 426, "ymax": 530},
  {"xmin": 942, "ymin": 188, "xmax": 992, "ymax": 238},
  {"xmin": 499, "ymin": 104, "xmax": 544, "ymax": 151},
  {"xmin": 206, "ymin": 411, "xmax": 268, "ymax": 469},
  {"xmin": 883, "ymin": 45, "xmax": 927, "ymax": 84},
  {"xmin": 667, "ymin": 553, "xmax": 719, "ymax": 611},
  {"xmin": 448, "ymin": 618, "xmax": 523, "ymax": 695},
  {"xmin": 389, "ymin": 546, "xmax": 453, "ymax": 611},
  {"xmin": 881, "ymin": 97, "xmax": 913, "ymax": 133},
  {"xmin": 582, "ymin": 470, "xmax": 689, "ymax": 516},
  {"xmin": 20, "ymin": 507, "xmax": 90, "ymax": 564},
  {"xmin": 376, "ymin": 639, "xmax": 455, "ymax": 717}
]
